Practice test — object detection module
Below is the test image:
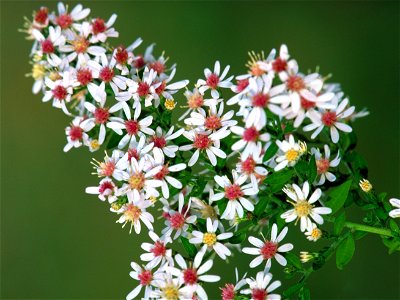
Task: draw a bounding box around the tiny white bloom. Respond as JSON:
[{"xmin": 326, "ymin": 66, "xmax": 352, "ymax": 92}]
[
  {"xmin": 197, "ymin": 61, "xmax": 233, "ymax": 99},
  {"xmin": 274, "ymin": 135, "xmax": 307, "ymax": 171},
  {"xmin": 389, "ymin": 198, "xmax": 400, "ymax": 218},
  {"xmin": 241, "ymin": 271, "xmax": 281, "ymax": 300}
]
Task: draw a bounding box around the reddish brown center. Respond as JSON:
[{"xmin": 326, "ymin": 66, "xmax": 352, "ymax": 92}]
[
  {"xmin": 224, "ymin": 184, "xmax": 243, "ymax": 201},
  {"xmin": 128, "ymin": 148, "xmax": 140, "ymax": 161},
  {"xmin": 92, "ymin": 18, "xmax": 106, "ymax": 34},
  {"xmin": 72, "ymin": 36, "xmax": 89, "ymax": 53},
  {"xmin": 221, "ymin": 283, "xmax": 236, "ymax": 300},
  {"xmin": 133, "ymin": 55, "xmax": 145, "ymax": 69},
  {"xmin": 99, "ymin": 67, "xmax": 114, "ymax": 82},
  {"xmin": 155, "ymin": 81, "xmax": 166, "ymax": 95},
  {"xmin": 252, "ymin": 93, "xmax": 269, "ymax": 107},
  {"xmin": 316, "ymin": 158, "xmax": 330, "ymax": 174},
  {"xmin": 243, "ymin": 127, "xmax": 259, "ymax": 142},
  {"xmin": 98, "ymin": 181, "xmax": 114, "ymax": 194},
  {"xmin": 206, "ymin": 73, "xmax": 220, "ymax": 89},
  {"xmin": 188, "ymin": 94, "xmax": 204, "ymax": 109},
  {"xmin": 241, "ymin": 156, "xmax": 256, "ymax": 175},
  {"xmin": 35, "ymin": 7, "xmax": 48, "ymax": 24},
  {"xmin": 52, "ymin": 85, "xmax": 67, "ymax": 100},
  {"xmin": 322, "ymin": 111, "xmax": 337, "ymax": 127},
  {"xmin": 77, "ymin": 68, "xmax": 93, "ymax": 86},
  {"xmin": 151, "ymin": 241, "xmax": 166, "ymax": 257},
  {"xmin": 154, "ymin": 165, "xmax": 170, "ymax": 180},
  {"xmin": 115, "ymin": 46, "xmax": 128, "ymax": 64},
  {"xmin": 149, "ymin": 61, "xmax": 166, "ymax": 74},
  {"xmin": 236, "ymin": 79, "xmax": 249, "ymax": 93},
  {"xmin": 204, "ymin": 115, "xmax": 222, "ymax": 130},
  {"xmin": 41, "ymin": 39, "xmax": 54, "ymax": 54},
  {"xmin": 138, "ymin": 270, "xmax": 153, "ymax": 286},
  {"xmin": 69, "ymin": 125, "xmax": 83, "ymax": 141},
  {"xmin": 286, "ymin": 75, "xmax": 305, "ymax": 92},
  {"xmin": 94, "ymin": 107, "xmax": 109, "ymax": 124},
  {"xmin": 252, "ymin": 288, "xmax": 267, "ymax": 300},
  {"xmin": 193, "ymin": 134, "xmax": 211, "ymax": 150},
  {"xmin": 300, "ymin": 96, "xmax": 316, "ymax": 110},
  {"xmin": 260, "ymin": 241, "xmax": 278, "ymax": 259},
  {"xmin": 56, "ymin": 14, "xmax": 72, "ymax": 29},
  {"xmin": 272, "ymin": 57, "xmax": 287, "ymax": 73},
  {"xmin": 137, "ymin": 82, "xmax": 150, "ymax": 97},
  {"xmin": 100, "ymin": 161, "xmax": 115, "ymax": 177},
  {"xmin": 151, "ymin": 136, "xmax": 167, "ymax": 148},
  {"xmin": 183, "ymin": 268, "xmax": 198, "ymax": 285},
  {"xmin": 169, "ymin": 212, "xmax": 185, "ymax": 229},
  {"xmin": 125, "ymin": 120, "xmax": 140, "ymax": 136}
]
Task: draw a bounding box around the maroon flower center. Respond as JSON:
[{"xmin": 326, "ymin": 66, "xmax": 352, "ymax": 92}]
[
  {"xmin": 206, "ymin": 73, "xmax": 220, "ymax": 89},
  {"xmin": 125, "ymin": 120, "xmax": 140, "ymax": 136},
  {"xmin": 92, "ymin": 18, "xmax": 106, "ymax": 34},
  {"xmin": 316, "ymin": 158, "xmax": 330, "ymax": 174},
  {"xmin": 221, "ymin": 283, "xmax": 236, "ymax": 300},
  {"xmin": 272, "ymin": 57, "xmax": 287, "ymax": 73},
  {"xmin": 241, "ymin": 157, "xmax": 256, "ymax": 175},
  {"xmin": 94, "ymin": 107, "xmax": 109, "ymax": 124},
  {"xmin": 100, "ymin": 161, "xmax": 115, "ymax": 177},
  {"xmin": 155, "ymin": 81, "xmax": 166, "ymax": 95},
  {"xmin": 193, "ymin": 134, "xmax": 211, "ymax": 150},
  {"xmin": 183, "ymin": 268, "xmax": 198, "ymax": 285},
  {"xmin": 252, "ymin": 93, "xmax": 269, "ymax": 107},
  {"xmin": 322, "ymin": 111, "xmax": 337, "ymax": 127},
  {"xmin": 149, "ymin": 61, "xmax": 166, "ymax": 74},
  {"xmin": 77, "ymin": 68, "xmax": 93, "ymax": 86},
  {"xmin": 128, "ymin": 148, "xmax": 139, "ymax": 161},
  {"xmin": 169, "ymin": 212, "xmax": 185, "ymax": 229},
  {"xmin": 260, "ymin": 241, "xmax": 278, "ymax": 259},
  {"xmin": 138, "ymin": 270, "xmax": 153, "ymax": 286},
  {"xmin": 98, "ymin": 181, "xmax": 114, "ymax": 194},
  {"xmin": 151, "ymin": 136, "xmax": 167, "ymax": 148},
  {"xmin": 35, "ymin": 7, "xmax": 48, "ymax": 24},
  {"xmin": 243, "ymin": 127, "xmax": 259, "ymax": 142},
  {"xmin": 72, "ymin": 36, "xmax": 89, "ymax": 53},
  {"xmin": 204, "ymin": 115, "xmax": 222, "ymax": 130},
  {"xmin": 252, "ymin": 288, "xmax": 267, "ymax": 300},
  {"xmin": 300, "ymin": 96, "xmax": 316, "ymax": 110},
  {"xmin": 115, "ymin": 46, "xmax": 128, "ymax": 64},
  {"xmin": 236, "ymin": 79, "xmax": 249, "ymax": 93},
  {"xmin": 99, "ymin": 67, "xmax": 114, "ymax": 83},
  {"xmin": 286, "ymin": 75, "xmax": 305, "ymax": 92},
  {"xmin": 41, "ymin": 39, "xmax": 54, "ymax": 54},
  {"xmin": 137, "ymin": 82, "xmax": 150, "ymax": 97},
  {"xmin": 154, "ymin": 165, "xmax": 169, "ymax": 180},
  {"xmin": 224, "ymin": 184, "xmax": 243, "ymax": 201},
  {"xmin": 133, "ymin": 55, "xmax": 145, "ymax": 69},
  {"xmin": 69, "ymin": 125, "xmax": 83, "ymax": 141},
  {"xmin": 151, "ymin": 241, "xmax": 166, "ymax": 257},
  {"xmin": 56, "ymin": 14, "xmax": 72, "ymax": 29},
  {"xmin": 188, "ymin": 94, "xmax": 204, "ymax": 109},
  {"xmin": 52, "ymin": 85, "xmax": 67, "ymax": 100}
]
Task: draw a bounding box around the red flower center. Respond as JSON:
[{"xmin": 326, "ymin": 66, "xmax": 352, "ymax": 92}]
[
  {"xmin": 322, "ymin": 111, "xmax": 337, "ymax": 127},
  {"xmin": 149, "ymin": 61, "xmax": 166, "ymax": 74},
  {"xmin": 94, "ymin": 107, "xmax": 109, "ymax": 124},
  {"xmin": 252, "ymin": 288, "xmax": 268, "ymax": 300},
  {"xmin": 52, "ymin": 85, "xmax": 67, "ymax": 100},
  {"xmin": 137, "ymin": 82, "xmax": 150, "ymax": 97},
  {"xmin": 241, "ymin": 157, "xmax": 256, "ymax": 174},
  {"xmin": 99, "ymin": 67, "xmax": 114, "ymax": 83},
  {"xmin": 221, "ymin": 283, "xmax": 236, "ymax": 300},
  {"xmin": 316, "ymin": 158, "xmax": 330, "ymax": 174},
  {"xmin": 35, "ymin": 7, "xmax": 48, "ymax": 24},
  {"xmin": 151, "ymin": 241, "xmax": 166, "ymax": 257},
  {"xmin": 224, "ymin": 184, "xmax": 243, "ymax": 201},
  {"xmin": 92, "ymin": 18, "xmax": 106, "ymax": 34},
  {"xmin": 183, "ymin": 268, "xmax": 198, "ymax": 285},
  {"xmin": 236, "ymin": 79, "xmax": 249, "ymax": 93},
  {"xmin": 41, "ymin": 39, "xmax": 54, "ymax": 54},
  {"xmin": 188, "ymin": 94, "xmax": 204, "ymax": 109},
  {"xmin": 155, "ymin": 81, "xmax": 166, "ymax": 95},
  {"xmin": 100, "ymin": 161, "xmax": 115, "ymax": 177},
  {"xmin": 286, "ymin": 75, "xmax": 305, "ymax": 92},
  {"xmin": 193, "ymin": 134, "xmax": 211, "ymax": 150},
  {"xmin": 125, "ymin": 120, "xmax": 140, "ymax": 136},
  {"xmin": 252, "ymin": 93, "xmax": 269, "ymax": 107},
  {"xmin": 56, "ymin": 14, "xmax": 72, "ymax": 29},
  {"xmin": 204, "ymin": 115, "xmax": 222, "ymax": 130},
  {"xmin": 272, "ymin": 57, "xmax": 287, "ymax": 73},
  {"xmin": 128, "ymin": 148, "xmax": 139, "ymax": 161},
  {"xmin": 98, "ymin": 181, "xmax": 114, "ymax": 194},
  {"xmin": 154, "ymin": 165, "xmax": 170, "ymax": 180},
  {"xmin": 69, "ymin": 125, "xmax": 83, "ymax": 141},
  {"xmin": 206, "ymin": 73, "xmax": 220, "ymax": 89},
  {"xmin": 138, "ymin": 270, "xmax": 153, "ymax": 286},
  {"xmin": 169, "ymin": 212, "xmax": 185, "ymax": 229},
  {"xmin": 243, "ymin": 127, "xmax": 259, "ymax": 142},
  {"xmin": 77, "ymin": 68, "xmax": 93, "ymax": 86},
  {"xmin": 151, "ymin": 136, "xmax": 167, "ymax": 148},
  {"xmin": 115, "ymin": 46, "xmax": 129, "ymax": 64},
  {"xmin": 260, "ymin": 241, "xmax": 278, "ymax": 259},
  {"xmin": 133, "ymin": 55, "xmax": 145, "ymax": 69},
  {"xmin": 300, "ymin": 96, "xmax": 316, "ymax": 110}
]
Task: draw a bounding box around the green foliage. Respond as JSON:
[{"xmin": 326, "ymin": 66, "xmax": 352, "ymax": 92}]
[
  {"xmin": 180, "ymin": 237, "xmax": 197, "ymax": 259},
  {"xmin": 264, "ymin": 169, "xmax": 295, "ymax": 193},
  {"xmin": 263, "ymin": 142, "xmax": 279, "ymax": 162},
  {"xmin": 326, "ymin": 180, "xmax": 352, "ymax": 214},
  {"xmin": 336, "ymin": 234, "xmax": 355, "ymax": 270},
  {"xmin": 334, "ymin": 211, "xmax": 346, "ymax": 236}
]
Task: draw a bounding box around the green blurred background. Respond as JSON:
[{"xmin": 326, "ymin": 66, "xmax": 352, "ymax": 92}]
[{"xmin": 1, "ymin": 0, "xmax": 399, "ymax": 299}]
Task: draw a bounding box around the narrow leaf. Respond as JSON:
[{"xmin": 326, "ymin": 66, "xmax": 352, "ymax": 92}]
[
  {"xmin": 336, "ymin": 234, "xmax": 355, "ymax": 270},
  {"xmin": 326, "ymin": 180, "xmax": 352, "ymax": 214}
]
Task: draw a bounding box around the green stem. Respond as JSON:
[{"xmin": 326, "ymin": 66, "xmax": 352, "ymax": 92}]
[{"xmin": 344, "ymin": 221, "xmax": 395, "ymax": 237}]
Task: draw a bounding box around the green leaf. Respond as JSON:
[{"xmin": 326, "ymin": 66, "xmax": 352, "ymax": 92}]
[
  {"xmin": 334, "ymin": 211, "xmax": 346, "ymax": 236},
  {"xmin": 265, "ymin": 169, "xmax": 295, "ymax": 193},
  {"xmin": 180, "ymin": 237, "xmax": 197, "ymax": 259},
  {"xmin": 353, "ymin": 230, "xmax": 368, "ymax": 240},
  {"xmin": 336, "ymin": 234, "xmax": 355, "ymax": 270},
  {"xmin": 263, "ymin": 142, "xmax": 279, "ymax": 162},
  {"xmin": 326, "ymin": 180, "xmax": 352, "ymax": 214},
  {"xmin": 308, "ymin": 155, "xmax": 317, "ymax": 184},
  {"xmin": 283, "ymin": 283, "xmax": 303, "ymax": 298},
  {"xmin": 228, "ymin": 231, "xmax": 246, "ymax": 244},
  {"xmin": 285, "ymin": 252, "xmax": 302, "ymax": 270},
  {"xmin": 294, "ymin": 160, "xmax": 309, "ymax": 180},
  {"xmin": 300, "ymin": 287, "xmax": 311, "ymax": 300},
  {"xmin": 389, "ymin": 219, "xmax": 399, "ymax": 233},
  {"xmin": 382, "ymin": 237, "xmax": 400, "ymax": 254},
  {"xmin": 254, "ymin": 196, "xmax": 270, "ymax": 217}
]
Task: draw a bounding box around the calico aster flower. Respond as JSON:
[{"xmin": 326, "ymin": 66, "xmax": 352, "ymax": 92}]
[
  {"xmin": 115, "ymin": 192, "xmax": 154, "ymax": 234},
  {"xmin": 305, "ymin": 223, "xmax": 322, "ymax": 241},
  {"xmin": 31, "ymin": 26, "xmax": 66, "ymax": 67},
  {"xmin": 112, "ymin": 38, "xmax": 142, "ymax": 75},
  {"xmin": 153, "ymin": 68, "xmax": 189, "ymax": 105},
  {"xmin": 389, "ymin": 198, "xmax": 400, "ymax": 218},
  {"xmin": 274, "ymin": 135, "xmax": 307, "ymax": 171},
  {"xmin": 231, "ymin": 125, "xmax": 270, "ymax": 159},
  {"xmin": 123, "ymin": 135, "xmax": 154, "ymax": 163},
  {"xmin": 220, "ymin": 268, "xmax": 248, "ymax": 300},
  {"xmin": 281, "ymin": 182, "xmax": 332, "ymax": 232},
  {"xmin": 150, "ymin": 126, "xmax": 184, "ymax": 158},
  {"xmin": 311, "ymin": 145, "xmax": 341, "ymax": 186},
  {"xmin": 91, "ymin": 149, "xmax": 126, "ymax": 180},
  {"xmin": 89, "ymin": 14, "xmax": 119, "ymax": 43},
  {"xmin": 197, "ymin": 61, "xmax": 233, "ymax": 99},
  {"xmin": 189, "ymin": 218, "xmax": 233, "ymax": 260},
  {"xmin": 179, "ymin": 88, "xmax": 218, "ymax": 121},
  {"xmin": 85, "ymin": 178, "xmax": 118, "ymax": 203},
  {"xmin": 267, "ymin": 44, "xmax": 294, "ymax": 81},
  {"xmin": 63, "ymin": 116, "xmax": 88, "ymax": 152},
  {"xmin": 212, "ymin": 170, "xmax": 258, "ymax": 220},
  {"xmin": 140, "ymin": 231, "xmax": 173, "ymax": 269},
  {"xmin": 179, "ymin": 129, "xmax": 230, "ymax": 167},
  {"xmin": 236, "ymin": 144, "xmax": 268, "ymax": 185},
  {"xmin": 304, "ymin": 98, "xmax": 355, "ymax": 143},
  {"xmin": 243, "ymin": 224, "xmax": 293, "ymax": 269},
  {"xmin": 51, "ymin": 2, "xmax": 90, "ymax": 30},
  {"xmin": 150, "ymin": 267, "xmax": 192, "ymax": 300},
  {"xmin": 241, "ymin": 271, "xmax": 281, "ymax": 300}
]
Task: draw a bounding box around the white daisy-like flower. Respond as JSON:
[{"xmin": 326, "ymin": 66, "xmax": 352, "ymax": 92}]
[
  {"xmin": 189, "ymin": 218, "xmax": 233, "ymax": 260},
  {"xmin": 303, "ymin": 98, "xmax": 355, "ymax": 143},
  {"xmin": 126, "ymin": 261, "xmax": 164, "ymax": 300},
  {"xmin": 90, "ymin": 149, "xmax": 126, "ymax": 180},
  {"xmin": 31, "ymin": 26, "xmax": 66, "ymax": 67},
  {"xmin": 150, "ymin": 267, "xmax": 192, "ymax": 300},
  {"xmin": 153, "ymin": 68, "xmax": 189, "ymax": 104},
  {"xmin": 51, "ymin": 2, "xmax": 91, "ymax": 30},
  {"xmin": 197, "ymin": 61, "xmax": 233, "ymax": 99},
  {"xmin": 178, "ymin": 88, "xmax": 218, "ymax": 121},
  {"xmin": 281, "ymin": 181, "xmax": 332, "ymax": 232},
  {"xmin": 115, "ymin": 192, "xmax": 154, "ymax": 234},
  {"xmin": 235, "ymin": 144, "xmax": 268, "ymax": 185},
  {"xmin": 112, "ymin": 39, "xmax": 142, "ymax": 75},
  {"xmin": 140, "ymin": 231, "xmax": 173, "ymax": 269},
  {"xmin": 212, "ymin": 170, "xmax": 258, "ymax": 220},
  {"xmin": 220, "ymin": 268, "xmax": 248, "ymax": 300},
  {"xmin": 267, "ymin": 44, "xmax": 293, "ymax": 81},
  {"xmin": 89, "ymin": 14, "xmax": 119, "ymax": 43},
  {"xmin": 85, "ymin": 178, "xmax": 118, "ymax": 203},
  {"xmin": 184, "ymin": 102, "xmax": 237, "ymax": 132},
  {"xmin": 231, "ymin": 125, "xmax": 270, "ymax": 159},
  {"xmin": 243, "ymin": 224, "xmax": 293, "ymax": 269},
  {"xmin": 63, "ymin": 116, "xmax": 88, "ymax": 152},
  {"xmin": 389, "ymin": 198, "xmax": 400, "ymax": 218},
  {"xmin": 274, "ymin": 135, "xmax": 307, "ymax": 171},
  {"xmin": 150, "ymin": 126, "xmax": 184, "ymax": 159},
  {"xmin": 161, "ymin": 194, "xmax": 197, "ymax": 240},
  {"xmin": 241, "ymin": 271, "xmax": 281, "ymax": 300},
  {"xmin": 305, "ymin": 223, "xmax": 322, "ymax": 242},
  {"xmin": 311, "ymin": 145, "xmax": 341, "ymax": 186},
  {"xmin": 171, "ymin": 251, "xmax": 220, "ymax": 300},
  {"xmin": 179, "ymin": 129, "xmax": 230, "ymax": 167},
  {"xmin": 123, "ymin": 135, "xmax": 154, "ymax": 164}
]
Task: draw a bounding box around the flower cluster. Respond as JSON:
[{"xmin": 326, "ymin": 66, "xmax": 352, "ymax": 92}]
[{"xmin": 24, "ymin": 3, "xmax": 400, "ymax": 300}]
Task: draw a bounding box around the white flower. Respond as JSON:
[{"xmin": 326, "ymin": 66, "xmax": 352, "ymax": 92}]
[
  {"xmin": 304, "ymin": 98, "xmax": 355, "ymax": 143},
  {"xmin": 52, "ymin": 2, "xmax": 91, "ymax": 30},
  {"xmin": 179, "ymin": 129, "xmax": 230, "ymax": 167},
  {"xmin": 140, "ymin": 231, "xmax": 173, "ymax": 269},
  {"xmin": 115, "ymin": 192, "xmax": 154, "ymax": 234},
  {"xmin": 243, "ymin": 224, "xmax": 293, "ymax": 269},
  {"xmin": 178, "ymin": 88, "xmax": 218, "ymax": 121},
  {"xmin": 220, "ymin": 268, "xmax": 248, "ymax": 300},
  {"xmin": 189, "ymin": 218, "xmax": 233, "ymax": 259},
  {"xmin": 153, "ymin": 68, "xmax": 189, "ymax": 103},
  {"xmin": 63, "ymin": 116, "xmax": 88, "ymax": 152},
  {"xmin": 85, "ymin": 178, "xmax": 117, "ymax": 203},
  {"xmin": 267, "ymin": 44, "xmax": 292, "ymax": 80},
  {"xmin": 274, "ymin": 135, "xmax": 307, "ymax": 171},
  {"xmin": 31, "ymin": 26, "xmax": 66, "ymax": 67},
  {"xmin": 89, "ymin": 14, "xmax": 119, "ymax": 43},
  {"xmin": 281, "ymin": 182, "xmax": 332, "ymax": 232},
  {"xmin": 305, "ymin": 223, "xmax": 322, "ymax": 241},
  {"xmin": 212, "ymin": 170, "xmax": 258, "ymax": 220},
  {"xmin": 150, "ymin": 267, "xmax": 192, "ymax": 300},
  {"xmin": 241, "ymin": 271, "xmax": 281, "ymax": 300},
  {"xmin": 389, "ymin": 198, "xmax": 400, "ymax": 218},
  {"xmin": 184, "ymin": 102, "xmax": 237, "ymax": 132},
  {"xmin": 311, "ymin": 145, "xmax": 341, "ymax": 185},
  {"xmin": 171, "ymin": 251, "xmax": 220, "ymax": 300},
  {"xmin": 231, "ymin": 125, "xmax": 270, "ymax": 159},
  {"xmin": 91, "ymin": 149, "xmax": 126, "ymax": 180},
  {"xmin": 150, "ymin": 126, "xmax": 184, "ymax": 158},
  {"xmin": 113, "ymin": 39, "xmax": 142, "ymax": 75},
  {"xmin": 197, "ymin": 61, "xmax": 233, "ymax": 99},
  {"xmin": 236, "ymin": 144, "xmax": 268, "ymax": 184}
]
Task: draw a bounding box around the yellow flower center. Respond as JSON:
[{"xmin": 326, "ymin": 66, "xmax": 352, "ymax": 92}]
[
  {"xmin": 294, "ymin": 200, "xmax": 313, "ymax": 217},
  {"xmin": 203, "ymin": 232, "xmax": 217, "ymax": 246},
  {"xmin": 162, "ymin": 284, "xmax": 179, "ymax": 300},
  {"xmin": 32, "ymin": 63, "xmax": 46, "ymax": 80},
  {"xmin": 164, "ymin": 99, "xmax": 176, "ymax": 110},
  {"xmin": 49, "ymin": 71, "xmax": 61, "ymax": 81},
  {"xmin": 285, "ymin": 149, "xmax": 299, "ymax": 162},
  {"xmin": 90, "ymin": 139, "xmax": 100, "ymax": 151},
  {"xmin": 149, "ymin": 196, "xmax": 158, "ymax": 203},
  {"xmin": 359, "ymin": 179, "xmax": 372, "ymax": 192},
  {"xmin": 311, "ymin": 228, "xmax": 322, "ymax": 240},
  {"xmin": 124, "ymin": 204, "xmax": 142, "ymax": 222},
  {"xmin": 110, "ymin": 202, "xmax": 122, "ymax": 211},
  {"xmin": 129, "ymin": 173, "xmax": 145, "ymax": 190}
]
